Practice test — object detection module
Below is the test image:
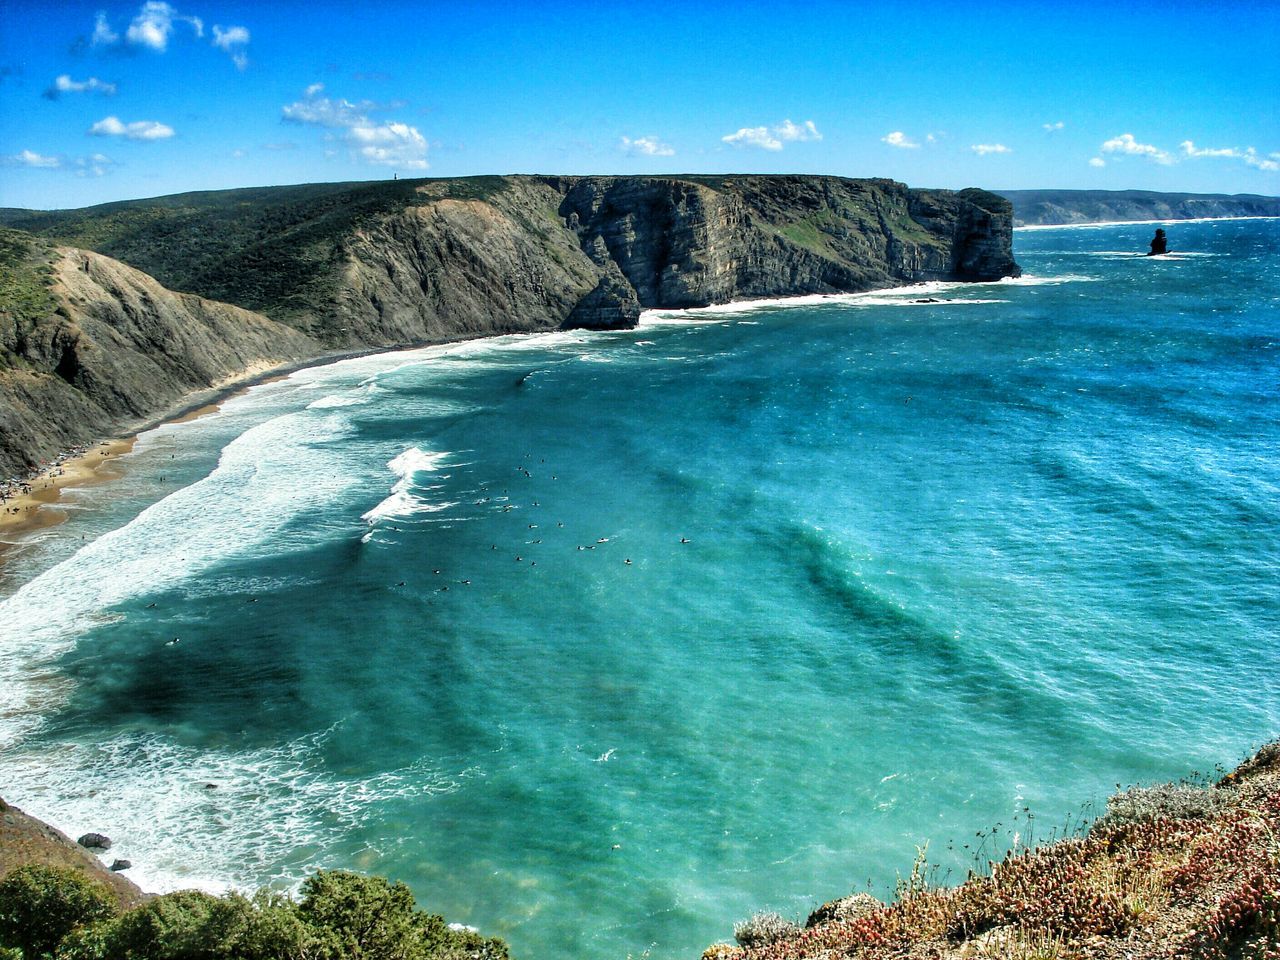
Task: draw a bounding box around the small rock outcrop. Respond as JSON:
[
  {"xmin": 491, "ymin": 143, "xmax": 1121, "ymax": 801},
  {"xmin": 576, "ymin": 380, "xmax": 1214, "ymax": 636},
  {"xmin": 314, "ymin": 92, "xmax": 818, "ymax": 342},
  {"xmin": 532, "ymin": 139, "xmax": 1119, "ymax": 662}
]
[
  {"xmin": 76, "ymin": 832, "xmax": 112, "ymax": 850},
  {"xmin": 0, "ymin": 797, "xmax": 145, "ymax": 909},
  {"xmin": 805, "ymin": 892, "xmax": 884, "ymax": 927}
]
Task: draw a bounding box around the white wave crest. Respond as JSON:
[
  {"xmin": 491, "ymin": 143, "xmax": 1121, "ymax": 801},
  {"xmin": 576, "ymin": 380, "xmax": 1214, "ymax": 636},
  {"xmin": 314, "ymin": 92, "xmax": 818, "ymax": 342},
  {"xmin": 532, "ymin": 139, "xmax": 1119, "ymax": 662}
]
[
  {"xmin": 2, "ymin": 725, "xmax": 471, "ymax": 894},
  {"xmin": 361, "ymin": 447, "xmax": 455, "ymax": 522},
  {"xmin": 0, "ymin": 411, "xmax": 361, "ymax": 749}
]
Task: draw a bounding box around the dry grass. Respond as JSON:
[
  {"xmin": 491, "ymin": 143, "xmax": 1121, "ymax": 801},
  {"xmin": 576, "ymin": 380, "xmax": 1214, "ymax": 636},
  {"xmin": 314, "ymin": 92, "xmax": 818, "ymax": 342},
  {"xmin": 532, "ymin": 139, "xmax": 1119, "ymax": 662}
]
[{"xmin": 710, "ymin": 742, "xmax": 1280, "ymax": 960}]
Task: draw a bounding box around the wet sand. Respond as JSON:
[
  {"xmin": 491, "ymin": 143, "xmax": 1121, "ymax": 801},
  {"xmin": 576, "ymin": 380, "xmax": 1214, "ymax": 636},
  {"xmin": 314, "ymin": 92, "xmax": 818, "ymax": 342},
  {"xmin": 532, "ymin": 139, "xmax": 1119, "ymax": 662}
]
[{"xmin": 0, "ymin": 439, "xmax": 137, "ymax": 542}]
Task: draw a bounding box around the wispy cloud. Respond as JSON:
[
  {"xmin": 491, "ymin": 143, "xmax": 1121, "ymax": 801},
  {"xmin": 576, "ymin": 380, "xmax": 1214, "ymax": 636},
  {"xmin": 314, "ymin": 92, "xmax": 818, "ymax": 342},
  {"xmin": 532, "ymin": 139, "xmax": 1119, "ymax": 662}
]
[
  {"xmin": 282, "ymin": 86, "xmax": 428, "ymax": 170},
  {"xmin": 1089, "ymin": 157, "xmax": 1106, "ymax": 168},
  {"xmin": 880, "ymin": 131, "xmax": 918, "ymax": 149},
  {"xmin": 1042, "ymin": 121, "xmax": 1065, "ymax": 132},
  {"xmin": 126, "ymin": 1, "xmax": 203, "ymax": 51},
  {"xmin": 1181, "ymin": 140, "xmax": 1279, "ymax": 172},
  {"xmin": 619, "ymin": 136, "xmax": 674, "ymax": 157},
  {"xmin": 8, "ymin": 149, "xmax": 62, "ymax": 169},
  {"xmin": 4, "ymin": 150, "xmax": 115, "ymax": 176},
  {"xmin": 91, "ymin": 12, "xmax": 119, "ymax": 46},
  {"xmin": 1100, "ymin": 133, "xmax": 1173, "ymax": 165},
  {"xmin": 90, "ymin": 115, "xmax": 174, "ymax": 140},
  {"xmin": 91, "ymin": 4, "xmax": 249, "ymax": 67},
  {"xmin": 971, "ymin": 143, "xmax": 1011, "ymax": 156},
  {"xmin": 723, "ymin": 119, "xmax": 821, "ymax": 151},
  {"xmin": 212, "ymin": 24, "xmax": 249, "ymax": 69},
  {"xmin": 44, "ymin": 74, "xmax": 117, "ymax": 100}
]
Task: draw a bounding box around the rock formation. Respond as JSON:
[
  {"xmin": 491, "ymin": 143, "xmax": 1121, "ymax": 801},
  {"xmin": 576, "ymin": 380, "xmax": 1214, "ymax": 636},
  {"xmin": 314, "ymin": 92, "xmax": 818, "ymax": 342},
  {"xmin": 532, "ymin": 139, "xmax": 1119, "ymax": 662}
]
[
  {"xmin": 999, "ymin": 188, "xmax": 1280, "ymax": 226},
  {"xmin": 1, "ymin": 175, "xmax": 1020, "ymax": 478}
]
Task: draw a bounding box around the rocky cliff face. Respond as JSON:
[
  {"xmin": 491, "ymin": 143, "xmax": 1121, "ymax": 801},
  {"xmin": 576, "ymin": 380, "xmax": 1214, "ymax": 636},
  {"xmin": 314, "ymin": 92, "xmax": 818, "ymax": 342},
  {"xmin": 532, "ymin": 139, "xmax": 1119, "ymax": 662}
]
[
  {"xmin": 0, "ymin": 176, "xmax": 1019, "ymax": 479},
  {"xmin": 0, "ymin": 233, "xmax": 317, "ymax": 478},
  {"xmin": 321, "ymin": 176, "xmax": 1018, "ymax": 345},
  {"xmin": 999, "ymin": 188, "xmax": 1280, "ymax": 226}
]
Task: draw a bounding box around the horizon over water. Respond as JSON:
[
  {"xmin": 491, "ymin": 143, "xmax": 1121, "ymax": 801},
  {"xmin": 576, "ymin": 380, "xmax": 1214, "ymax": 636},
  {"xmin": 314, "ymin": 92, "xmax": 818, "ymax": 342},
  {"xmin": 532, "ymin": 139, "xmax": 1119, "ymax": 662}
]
[{"xmin": 2, "ymin": 219, "xmax": 1278, "ymax": 960}]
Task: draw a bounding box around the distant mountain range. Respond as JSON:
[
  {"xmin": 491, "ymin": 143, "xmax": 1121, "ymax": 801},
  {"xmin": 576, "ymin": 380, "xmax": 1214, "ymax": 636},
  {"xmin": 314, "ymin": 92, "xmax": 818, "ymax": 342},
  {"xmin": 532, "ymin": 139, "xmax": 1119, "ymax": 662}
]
[{"xmin": 997, "ymin": 189, "xmax": 1280, "ymax": 226}]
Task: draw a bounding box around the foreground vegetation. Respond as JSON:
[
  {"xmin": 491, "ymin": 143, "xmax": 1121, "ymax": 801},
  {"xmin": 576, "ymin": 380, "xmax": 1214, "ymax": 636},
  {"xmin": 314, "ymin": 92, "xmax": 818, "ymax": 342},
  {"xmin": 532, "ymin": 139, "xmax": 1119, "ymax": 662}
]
[
  {"xmin": 713, "ymin": 743, "xmax": 1280, "ymax": 960},
  {"xmin": 0, "ymin": 867, "xmax": 507, "ymax": 960}
]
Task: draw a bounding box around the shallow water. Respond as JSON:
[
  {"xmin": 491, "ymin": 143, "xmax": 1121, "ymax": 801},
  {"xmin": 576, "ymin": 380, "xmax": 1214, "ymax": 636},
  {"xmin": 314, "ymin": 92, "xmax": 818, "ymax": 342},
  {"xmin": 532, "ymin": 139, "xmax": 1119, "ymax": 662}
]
[{"xmin": 2, "ymin": 219, "xmax": 1278, "ymax": 959}]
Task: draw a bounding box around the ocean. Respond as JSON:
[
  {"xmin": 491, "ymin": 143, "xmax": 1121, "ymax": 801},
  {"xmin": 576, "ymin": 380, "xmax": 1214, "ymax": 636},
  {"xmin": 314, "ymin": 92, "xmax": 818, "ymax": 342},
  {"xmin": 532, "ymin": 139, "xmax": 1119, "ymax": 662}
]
[{"xmin": 1, "ymin": 218, "xmax": 1277, "ymax": 959}]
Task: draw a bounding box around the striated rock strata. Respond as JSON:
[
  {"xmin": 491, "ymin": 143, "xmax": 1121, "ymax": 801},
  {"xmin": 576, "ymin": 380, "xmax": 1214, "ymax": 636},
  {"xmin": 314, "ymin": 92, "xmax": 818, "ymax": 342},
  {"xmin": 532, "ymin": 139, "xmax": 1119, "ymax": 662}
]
[{"xmin": 1, "ymin": 175, "xmax": 1019, "ymax": 478}]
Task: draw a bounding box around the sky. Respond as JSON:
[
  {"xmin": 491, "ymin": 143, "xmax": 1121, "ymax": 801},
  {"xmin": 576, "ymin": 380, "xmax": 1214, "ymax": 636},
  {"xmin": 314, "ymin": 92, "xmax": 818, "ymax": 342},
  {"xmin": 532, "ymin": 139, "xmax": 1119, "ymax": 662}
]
[{"xmin": 0, "ymin": 0, "xmax": 1277, "ymax": 210}]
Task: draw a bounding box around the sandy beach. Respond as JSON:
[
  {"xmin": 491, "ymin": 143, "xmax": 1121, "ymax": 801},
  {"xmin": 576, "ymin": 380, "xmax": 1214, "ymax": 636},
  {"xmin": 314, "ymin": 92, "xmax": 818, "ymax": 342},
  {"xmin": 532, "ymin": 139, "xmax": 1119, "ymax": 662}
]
[{"xmin": 0, "ymin": 439, "xmax": 138, "ymax": 543}]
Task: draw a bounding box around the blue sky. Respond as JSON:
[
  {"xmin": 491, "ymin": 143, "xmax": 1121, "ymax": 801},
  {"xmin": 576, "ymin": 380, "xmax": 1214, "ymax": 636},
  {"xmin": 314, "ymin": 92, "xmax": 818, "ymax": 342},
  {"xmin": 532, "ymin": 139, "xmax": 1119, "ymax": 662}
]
[{"xmin": 1, "ymin": 0, "xmax": 1277, "ymax": 209}]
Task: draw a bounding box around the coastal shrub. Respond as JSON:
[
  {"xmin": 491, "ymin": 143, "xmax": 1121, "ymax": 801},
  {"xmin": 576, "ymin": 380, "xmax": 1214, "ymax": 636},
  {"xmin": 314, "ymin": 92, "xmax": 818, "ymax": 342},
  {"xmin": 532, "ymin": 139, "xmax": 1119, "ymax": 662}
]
[
  {"xmin": 298, "ymin": 870, "xmax": 508, "ymax": 960},
  {"xmin": 1091, "ymin": 782, "xmax": 1232, "ymax": 832},
  {"xmin": 0, "ymin": 865, "xmax": 115, "ymax": 958},
  {"xmin": 60, "ymin": 890, "xmax": 314, "ymax": 960},
  {"xmin": 732, "ymin": 912, "xmax": 801, "ymax": 949}
]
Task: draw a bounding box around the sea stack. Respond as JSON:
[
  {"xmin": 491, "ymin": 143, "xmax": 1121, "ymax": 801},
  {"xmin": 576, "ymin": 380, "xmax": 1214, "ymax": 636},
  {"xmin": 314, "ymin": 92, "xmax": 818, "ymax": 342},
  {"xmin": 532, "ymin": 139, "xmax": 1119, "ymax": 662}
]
[{"xmin": 1148, "ymin": 228, "xmax": 1168, "ymax": 255}]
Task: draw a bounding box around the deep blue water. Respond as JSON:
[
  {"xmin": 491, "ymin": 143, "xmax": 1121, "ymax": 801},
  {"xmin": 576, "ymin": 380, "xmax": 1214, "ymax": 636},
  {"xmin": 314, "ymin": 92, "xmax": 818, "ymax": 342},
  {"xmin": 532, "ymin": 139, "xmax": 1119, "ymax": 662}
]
[{"xmin": 2, "ymin": 218, "xmax": 1277, "ymax": 960}]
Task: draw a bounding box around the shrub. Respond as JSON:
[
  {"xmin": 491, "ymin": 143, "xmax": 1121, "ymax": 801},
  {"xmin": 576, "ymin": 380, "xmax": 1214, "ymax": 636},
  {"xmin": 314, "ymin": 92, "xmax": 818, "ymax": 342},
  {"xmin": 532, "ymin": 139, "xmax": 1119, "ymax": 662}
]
[
  {"xmin": 0, "ymin": 865, "xmax": 116, "ymax": 958},
  {"xmin": 298, "ymin": 870, "xmax": 507, "ymax": 960},
  {"xmin": 732, "ymin": 912, "xmax": 801, "ymax": 949},
  {"xmin": 64, "ymin": 890, "xmax": 315, "ymax": 960},
  {"xmin": 1091, "ymin": 782, "xmax": 1232, "ymax": 832}
]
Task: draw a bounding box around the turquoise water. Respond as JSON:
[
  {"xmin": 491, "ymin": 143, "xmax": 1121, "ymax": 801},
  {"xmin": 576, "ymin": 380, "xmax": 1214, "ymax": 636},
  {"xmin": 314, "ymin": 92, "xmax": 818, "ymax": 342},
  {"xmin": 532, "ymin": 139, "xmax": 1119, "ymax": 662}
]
[{"xmin": 2, "ymin": 219, "xmax": 1278, "ymax": 959}]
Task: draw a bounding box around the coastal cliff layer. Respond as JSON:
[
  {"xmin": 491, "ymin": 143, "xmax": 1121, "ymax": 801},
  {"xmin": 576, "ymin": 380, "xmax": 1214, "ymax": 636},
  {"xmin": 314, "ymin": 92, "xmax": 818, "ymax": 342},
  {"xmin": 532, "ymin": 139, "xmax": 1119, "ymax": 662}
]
[
  {"xmin": 0, "ymin": 175, "xmax": 1018, "ymax": 477},
  {"xmin": 999, "ymin": 188, "xmax": 1280, "ymax": 226},
  {"xmin": 0, "ymin": 229, "xmax": 317, "ymax": 480}
]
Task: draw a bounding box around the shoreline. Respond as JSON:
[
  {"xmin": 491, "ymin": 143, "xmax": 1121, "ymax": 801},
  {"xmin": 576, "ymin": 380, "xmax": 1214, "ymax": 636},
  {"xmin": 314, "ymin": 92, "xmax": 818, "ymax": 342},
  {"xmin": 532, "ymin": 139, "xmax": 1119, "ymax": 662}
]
[
  {"xmin": 0, "ymin": 276, "xmax": 1013, "ymax": 562},
  {"xmin": 1015, "ymin": 213, "xmax": 1280, "ymax": 231}
]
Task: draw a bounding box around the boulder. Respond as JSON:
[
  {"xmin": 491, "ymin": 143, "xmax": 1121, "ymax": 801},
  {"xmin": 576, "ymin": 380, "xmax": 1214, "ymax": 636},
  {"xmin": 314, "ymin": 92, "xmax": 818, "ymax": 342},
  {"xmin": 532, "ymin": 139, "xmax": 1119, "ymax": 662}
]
[{"xmin": 76, "ymin": 832, "xmax": 112, "ymax": 850}]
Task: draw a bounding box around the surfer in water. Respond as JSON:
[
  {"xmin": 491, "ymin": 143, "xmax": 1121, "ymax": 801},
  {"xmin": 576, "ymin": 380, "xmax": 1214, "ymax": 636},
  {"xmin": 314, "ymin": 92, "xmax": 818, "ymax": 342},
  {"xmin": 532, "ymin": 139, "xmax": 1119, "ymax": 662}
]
[{"xmin": 1147, "ymin": 228, "xmax": 1168, "ymax": 256}]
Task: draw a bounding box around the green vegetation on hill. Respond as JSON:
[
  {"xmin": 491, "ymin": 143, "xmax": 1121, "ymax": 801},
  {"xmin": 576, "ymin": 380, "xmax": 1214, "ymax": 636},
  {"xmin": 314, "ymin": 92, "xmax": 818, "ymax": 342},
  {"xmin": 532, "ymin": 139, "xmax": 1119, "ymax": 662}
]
[
  {"xmin": 0, "ymin": 866, "xmax": 508, "ymax": 960},
  {"xmin": 0, "ymin": 177, "xmax": 513, "ymax": 339},
  {"xmin": 0, "ymin": 229, "xmax": 59, "ymax": 371}
]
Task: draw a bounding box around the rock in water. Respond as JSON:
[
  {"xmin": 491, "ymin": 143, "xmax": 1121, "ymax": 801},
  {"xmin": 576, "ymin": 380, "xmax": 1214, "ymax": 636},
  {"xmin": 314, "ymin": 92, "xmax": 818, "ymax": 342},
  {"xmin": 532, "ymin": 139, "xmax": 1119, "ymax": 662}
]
[
  {"xmin": 76, "ymin": 832, "xmax": 112, "ymax": 850},
  {"xmin": 109, "ymin": 859, "xmax": 132, "ymax": 871},
  {"xmin": 1148, "ymin": 228, "xmax": 1168, "ymax": 255}
]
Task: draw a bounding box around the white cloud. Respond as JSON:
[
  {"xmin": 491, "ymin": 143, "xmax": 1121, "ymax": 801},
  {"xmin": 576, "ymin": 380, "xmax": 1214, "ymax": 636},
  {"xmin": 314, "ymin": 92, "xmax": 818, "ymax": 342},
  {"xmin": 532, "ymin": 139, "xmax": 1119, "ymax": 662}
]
[
  {"xmin": 774, "ymin": 119, "xmax": 822, "ymax": 143},
  {"xmin": 90, "ymin": 115, "xmax": 175, "ymax": 140},
  {"xmin": 126, "ymin": 2, "xmax": 203, "ymax": 50},
  {"xmin": 971, "ymin": 143, "xmax": 1011, "ymax": 155},
  {"xmin": 5, "ymin": 150, "xmax": 114, "ymax": 176},
  {"xmin": 46, "ymin": 75, "xmax": 117, "ymax": 99},
  {"xmin": 1100, "ymin": 133, "xmax": 1173, "ymax": 165},
  {"xmin": 282, "ymin": 86, "xmax": 428, "ymax": 170},
  {"xmin": 723, "ymin": 126, "xmax": 781, "ymax": 150},
  {"xmin": 881, "ymin": 131, "xmax": 918, "ymax": 149},
  {"xmin": 1181, "ymin": 140, "xmax": 1280, "ymax": 172},
  {"xmin": 620, "ymin": 136, "xmax": 675, "ymax": 157},
  {"xmin": 722, "ymin": 118, "xmax": 821, "ymax": 151},
  {"xmin": 1089, "ymin": 157, "xmax": 1106, "ymax": 168},
  {"xmin": 282, "ymin": 94, "xmax": 376, "ymax": 129},
  {"xmin": 14, "ymin": 149, "xmax": 62, "ymax": 168},
  {"xmin": 1042, "ymin": 121, "xmax": 1065, "ymax": 132},
  {"xmin": 91, "ymin": 12, "xmax": 119, "ymax": 46},
  {"xmin": 212, "ymin": 24, "xmax": 249, "ymax": 69},
  {"xmin": 1180, "ymin": 140, "xmax": 1239, "ymax": 159}
]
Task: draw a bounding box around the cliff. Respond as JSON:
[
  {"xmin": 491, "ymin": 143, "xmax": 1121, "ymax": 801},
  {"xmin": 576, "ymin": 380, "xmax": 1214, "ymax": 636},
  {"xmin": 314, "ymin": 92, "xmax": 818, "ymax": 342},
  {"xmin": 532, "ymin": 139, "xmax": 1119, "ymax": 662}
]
[
  {"xmin": 999, "ymin": 188, "xmax": 1280, "ymax": 226},
  {"xmin": 0, "ymin": 229, "xmax": 317, "ymax": 479},
  {"xmin": 1, "ymin": 175, "xmax": 1018, "ymax": 478}
]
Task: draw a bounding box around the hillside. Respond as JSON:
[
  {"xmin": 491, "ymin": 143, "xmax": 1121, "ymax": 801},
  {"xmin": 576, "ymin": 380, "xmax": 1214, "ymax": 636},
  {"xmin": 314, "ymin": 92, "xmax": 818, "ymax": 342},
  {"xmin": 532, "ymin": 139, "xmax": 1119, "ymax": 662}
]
[
  {"xmin": 0, "ymin": 175, "xmax": 1018, "ymax": 478},
  {"xmin": 999, "ymin": 189, "xmax": 1280, "ymax": 226},
  {"xmin": 710, "ymin": 742, "xmax": 1280, "ymax": 960}
]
